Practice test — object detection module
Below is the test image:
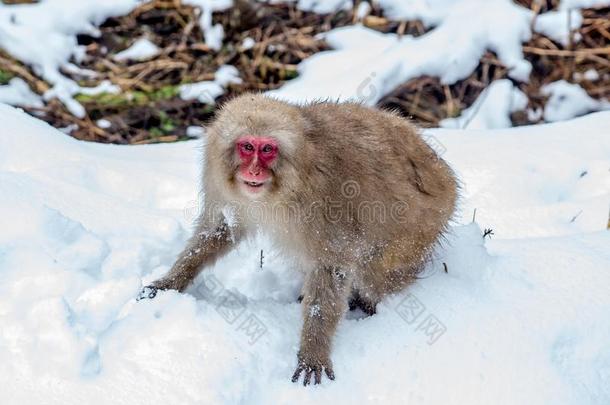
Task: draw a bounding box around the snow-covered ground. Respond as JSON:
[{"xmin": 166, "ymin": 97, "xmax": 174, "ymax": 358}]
[
  {"xmin": 1, "ymin": 104, "xmax": 609, "ymax": 404},
  {"xmin": 270, "ymin": 0, "xmax": 610, "ymax": 126}
]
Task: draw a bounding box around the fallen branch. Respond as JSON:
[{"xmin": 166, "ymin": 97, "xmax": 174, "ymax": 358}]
[{"xmin": 523, "ymin": 46, "xmax": 610, "ymax": 57}]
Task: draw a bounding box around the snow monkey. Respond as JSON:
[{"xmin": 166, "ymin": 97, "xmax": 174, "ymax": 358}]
[{"xmin": 139, "ymin": 93, "xmax": 458, "ymax": 385}]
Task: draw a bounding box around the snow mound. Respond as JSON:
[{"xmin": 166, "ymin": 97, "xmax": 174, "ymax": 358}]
[
  {"xmin": 0, "ymin": 77, "xmax": 43, "ymax": 107},
  {"xmin": 0, "ymin": 0, "xmax": 142, "ymax": 117},
  {"xmin": 534, "ymin": 9, "xmax": 583, "ymax": 46},
  {"xmin": 271, "ymin": 0, "xmax": 534, "ymax": 104},
  {"xmin": 1, "ymin": 104, "xmax": 609, "ymax": 404},
  {"xmin": 183, "ymin": 0, "xmax": 233, "ymax": 51},
  {"xmin": 2, "ymin": 0, "xmax": 608, "ymax": 127},
  {"xmin": 440, "ymin": 79, "xmax": 528, "ymax": 129},
  {"xmin": 0, "ymin": 0, "xmax": 234, "ymax": 116},
  {"xmin": 542, "ymin": 80, "xmax": 610, "ymax": 122},
  {"xmin": 179, "ymin": 65, "xmax": 242, "ymax": 104},
  {"xmin": 113, "ymin": 37, "xmax": 160, "ymax": 62},
  {"xmin": 269, "ymin": 0, "xmax": 610, "ymax": 127}
]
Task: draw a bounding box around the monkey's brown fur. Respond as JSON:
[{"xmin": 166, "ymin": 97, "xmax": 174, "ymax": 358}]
[{"xmin": 143, "ymin": 93, "xmax": 458, "ymax": 385}]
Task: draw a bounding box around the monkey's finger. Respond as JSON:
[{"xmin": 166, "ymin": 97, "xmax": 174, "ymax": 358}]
[
  {"xmin": 291, "ymin": 366, "xmax": 303, "ymax": 383},
  {"xmin": 303, "ymin": 368, "xmax": 313, "ymax": 386},
  {"xmin": 136, "ymin": 286, "xmax": 158, "ymax": 301},
  {"xmin": 314, "ymin": 368, "xmax": 322, "ymax": 384},
  {"xmin": 325, "ymin": 367, "xmax": 335, "ymax": 381}
]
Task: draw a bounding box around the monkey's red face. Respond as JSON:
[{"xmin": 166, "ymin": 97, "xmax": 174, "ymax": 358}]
[{"xmin": 235, "ymin": 136, "xmax": 278, "ymax": 196}]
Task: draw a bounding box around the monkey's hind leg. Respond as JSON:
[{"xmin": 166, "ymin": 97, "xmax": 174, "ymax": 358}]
[
  {"xmin": 348, "ymin": 290, "xmax": 377, "ymax": 316},
  {"xmin": 292, "ymin": 266, "xmax": 351, "ymax": 385},
  {"xmin": 352, "ymin": 241, "xmax": 423, "ymax": 313}
]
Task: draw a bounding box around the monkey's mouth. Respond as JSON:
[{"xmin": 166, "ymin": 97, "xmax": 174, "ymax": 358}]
[
  {"xmin": 241, "ymin": 180, "xmax": 270, "ymax": 194},
  {"xmin": 236, "ymin": 174, "xmax": 270, "ymax": 195},
  {"xmin": 244, "ymin": 181, "xmax": 264, "ymax": 188}
]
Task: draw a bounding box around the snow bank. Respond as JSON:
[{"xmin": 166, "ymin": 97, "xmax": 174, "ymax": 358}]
[
  {"xmin": 179, "ymin": 65, "xmax": 242, "ymax": 103},
  {"xmin": 559, "ymin": 0, "xmax": 610, "ymax": 9},
  {"xmin": 0, "ymin": 77, "xmax": 43, "ymax": 107},
  {"xmin": 270, "ymin": 0, "xmax": 534, "ymax": 104},
  {"xmin": 377, "ymin": 0, "xmax": 457, "ymax": 26},
  {"xmin": 542, "ymin": 80, "xmax": 610, "ymax": 122},
  {"xmin": 440, "ymin": 79, "xmax": 528, "ymax": 129},
  {"xmin": 294, "ymin": 0, "xmax": 351, "ymax": 14},
  {"xmin": 183, "ymin": 0, "xmax": 233, "ymax": 51},
  {"xmin": 269, "ymin": 0, "xmax": 610, "ymax": 127},
  {"xmin": 0, "ymin": 0, "xmax": 234, "ymax": 115},
  {"xmin": 1, "ymin": 0, "xmax": 607, "ymax": 127},
  {"xmin": 1, "ymin": 104, "xmax": 609, "ymax": 404},
  {"xmin": 534, "ymin": 9, "xmax": 582, "ymax": 46},
  {"xmin": 113, "ymin": 37, "xmax": 160, "ymax": 62},
  {"xmin": 0, "ymin": 0, "xmax": 142, "ymax": 117}
]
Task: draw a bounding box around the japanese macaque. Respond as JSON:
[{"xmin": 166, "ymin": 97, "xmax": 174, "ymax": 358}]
[{"xmin": 139, "ymin": 93, "xmax": 458, "ymax": 385}]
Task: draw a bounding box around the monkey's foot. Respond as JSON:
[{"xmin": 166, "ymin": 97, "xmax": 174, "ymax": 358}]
[
  {"xmin": 348, "ymin": 293, "xmax": 377, "ymax": 316},
  {"xmin": 136, "ymin": 286, "xmax": 159, "ymax": 301},
  {"xmin": 291, "ymin": 354, "xmax": 335, "ymax": 386}
]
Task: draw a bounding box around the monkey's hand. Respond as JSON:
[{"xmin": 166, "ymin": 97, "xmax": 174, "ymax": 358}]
[
  {"xmin": 136, "ymin": 285, "xmax": 160, "ymax": 301},
  {"xmin": 291, "ymin": 350, "xmax": 335, "ymax": 386},
  {"xmin": 137, "ymin": 275, "xmax": 187, "ymax": 301},
  {"xmin": 136, "ymin": 278, "xmax": 175, "ymax": 301}
]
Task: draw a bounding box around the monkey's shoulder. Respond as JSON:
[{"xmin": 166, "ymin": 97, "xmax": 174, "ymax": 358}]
[{"xmin": 301, "ymin": 102, "xmax": 418, "ymax": 143}]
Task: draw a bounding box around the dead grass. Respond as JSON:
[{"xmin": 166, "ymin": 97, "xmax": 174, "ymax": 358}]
[{"xmin": 0, "ymin": 0, "xmax": 607, "ymax": 143}]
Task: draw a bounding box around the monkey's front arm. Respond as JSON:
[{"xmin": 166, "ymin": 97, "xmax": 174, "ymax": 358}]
[{"xmin": 138, "ymin": 221, "xmax": 235, "ymax": 300}]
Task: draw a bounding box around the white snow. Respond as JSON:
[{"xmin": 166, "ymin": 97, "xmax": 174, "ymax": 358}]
[
  {"xmin": 113, "ymin": 37, "xmax": 160, "ymax": 62},
  {"xmin": 1, "ymin": 104, "xmax": 609, "ymax": 404},
  {"xmin": 97, "ymin": 119, "xmax": 112, "ymax": 129},
  {"xmin": 534, "ymin": 10, "xmax": 583, "ymax": 46},
  {"xmin": 583, "ymin": 69, "xmax": 601, "ymax": 81},
  {"xmin": 377, "ymin": 0, "xmax": 459, "ymax": 27},
  {"xmin": 278, "ymin": 0, "xmax": 352, "ymax": 14},
  {"xmin": 542, "ymin": 80, "xmax": 610, "ymax": 122},
  {"xmin": 354, "ymin": 1, "xmax": 371, "ymax": 20},
  {"xmin": 179, "ymin": 64, "xmax": 242, "ymax": 103},
  {"xmin": 559, "ymin": 0, "xmax": 610, "ymax": 10},
  {"xmin": 0, "ymin": 0, "xmax": 142, "ymax": 116},
  {"xmin": 270, "ymin": 0, "xmax": 534, "ymax": 105},
  {"xmin": 295, "ymin": 0, "xmax": 351, "ymax": 14},
  {"xmin": 575, "ymin": 68, "xmax": 602, "ymax": 83},
  {"xmin": 78, "ymin": 80, "xmax": 121, "ymax": 96},
  {"xmin": 0, "ymin": 0, "xmax": 607, "ymax": 127},
  {"xmin": 527, "ymin": 106, "xmax": 544, "ymax": 122},
  {"xmin": 241, "ymin": 37, "xmax": 256, "ymax": 50},
  {"xmin": 184, "ymin": 0, "xmax": 233, "ymax": 51},
  {"xmin": 186, "ymin": 125, "xmax": 206, "ymax": 137},
  {"xmin": 440, "ymin": 79, "xmax": 528, "ymax": 129},
  {"xmin": 0, "ymin": 0, "xmax": 234, "ymax": 114},
  {"xmin": 0, "ymin": 77, "xmax": 43, "ymax": 107},
  {"xmin": 269, "ymin": 0, "xmax": 608, "ymax": 130}
]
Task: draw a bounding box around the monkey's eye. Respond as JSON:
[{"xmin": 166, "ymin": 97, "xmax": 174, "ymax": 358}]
[
  {"xmin": 261, "ymin": 144, "xmax": 274, "ymax": 154},
  {"xmin": 240, "ymin": 142, "xmax": 254, "ymax": 153}
]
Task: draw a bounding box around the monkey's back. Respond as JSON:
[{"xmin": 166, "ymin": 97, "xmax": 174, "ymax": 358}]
[{"xmin": 298, "ymin": 102, "xmax": 457, "ymax": 265}]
